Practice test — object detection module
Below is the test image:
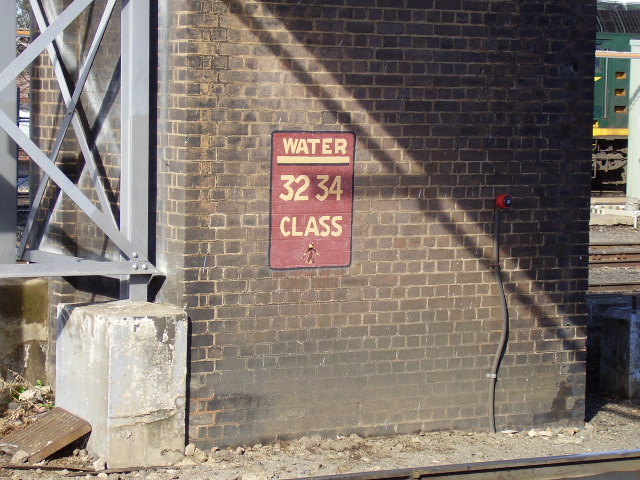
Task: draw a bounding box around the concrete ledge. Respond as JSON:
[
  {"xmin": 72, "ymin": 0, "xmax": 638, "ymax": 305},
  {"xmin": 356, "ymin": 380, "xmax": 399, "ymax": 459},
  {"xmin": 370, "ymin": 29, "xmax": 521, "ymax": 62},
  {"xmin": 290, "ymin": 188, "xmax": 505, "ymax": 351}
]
[
  {"xmin": 590, "ymin": 205, "xmax": 640, "ymax": 227},
  {"xmin": 55, "ymin": 301, "xmax": 188, "ymax": 468},
  {"xmin": 590, "ymin": 213, "xmax": 635, "ymax": 227}
]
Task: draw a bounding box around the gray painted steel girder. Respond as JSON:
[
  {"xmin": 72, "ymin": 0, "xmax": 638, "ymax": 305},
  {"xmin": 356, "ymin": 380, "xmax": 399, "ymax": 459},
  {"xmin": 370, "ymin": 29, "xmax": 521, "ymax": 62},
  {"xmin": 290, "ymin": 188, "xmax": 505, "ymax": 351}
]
[
  {"xmin": 0, "ymin": 0, "xmax": 157, "ymax": 297},
  {"xmin": 18, "ymin": 0, "xmax": 119, "ymax": 259}
]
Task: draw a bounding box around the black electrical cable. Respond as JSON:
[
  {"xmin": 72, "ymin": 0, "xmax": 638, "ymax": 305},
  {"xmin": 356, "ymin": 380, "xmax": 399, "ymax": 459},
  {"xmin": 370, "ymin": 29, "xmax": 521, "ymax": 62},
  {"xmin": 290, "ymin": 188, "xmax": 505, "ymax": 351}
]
[{"xmin": 489, "ymin": 206, "xmax": 510, "ymax": 433}]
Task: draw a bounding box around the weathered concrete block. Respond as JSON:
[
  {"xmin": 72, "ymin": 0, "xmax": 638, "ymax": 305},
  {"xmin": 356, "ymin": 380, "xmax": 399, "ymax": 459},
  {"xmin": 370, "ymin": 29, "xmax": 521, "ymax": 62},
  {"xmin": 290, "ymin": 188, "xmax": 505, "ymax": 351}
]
[
  {"xmin": 55, "ymin": 301, "xmax": 188, "ymax": 468},
  {"xmin": 0, "ymin": 278, "xmax": 48, "ymax": 383}
]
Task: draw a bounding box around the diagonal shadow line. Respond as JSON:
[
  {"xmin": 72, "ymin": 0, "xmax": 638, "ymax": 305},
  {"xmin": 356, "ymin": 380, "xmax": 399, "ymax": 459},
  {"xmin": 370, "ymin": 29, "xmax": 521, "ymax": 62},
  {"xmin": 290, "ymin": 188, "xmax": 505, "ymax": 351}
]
[
  {"xmin": 26, "ymin": 1, "xmax": 77, "ymax": 252},
  {"xmin": 60, "ymin": 4, "xmax": 122, "ymax": 214},
  {"xmin": 25, "ymin": 0, "xmax": 120, "ymax": 252},
  {"xmin": 84, "ymin": 57, "xmax": 122, "ymax": 216},
  {"xmin": 68, "ymin": 0, "xmax": 122, "ymax": 214},
  {"xmin": 221, "ymin": 1, "xmax": 589, "ymax": 355}
]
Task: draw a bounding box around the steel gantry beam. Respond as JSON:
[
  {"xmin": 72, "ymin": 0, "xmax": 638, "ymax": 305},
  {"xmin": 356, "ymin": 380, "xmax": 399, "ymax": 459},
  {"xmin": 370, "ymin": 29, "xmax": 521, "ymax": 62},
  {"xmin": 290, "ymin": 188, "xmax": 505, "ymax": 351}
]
[
  {"xmin": 120, "ymin": 0, "xmax": 151, "ymax": 299},
  {"xmin": 0, "ymin": 0, "xmax": 157, "ymax": 300}
]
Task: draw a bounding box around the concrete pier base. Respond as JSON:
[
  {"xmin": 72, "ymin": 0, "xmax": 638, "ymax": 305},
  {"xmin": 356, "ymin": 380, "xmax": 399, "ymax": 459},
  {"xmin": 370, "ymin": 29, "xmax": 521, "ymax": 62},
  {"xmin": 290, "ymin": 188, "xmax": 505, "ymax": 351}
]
[
  {"xmin": 600, "ymin": 307, "xmax": 640, "ymax": 399},
  {"xmin": 55, "ymin": 301, "xmax": 188, "ymax": 468}
]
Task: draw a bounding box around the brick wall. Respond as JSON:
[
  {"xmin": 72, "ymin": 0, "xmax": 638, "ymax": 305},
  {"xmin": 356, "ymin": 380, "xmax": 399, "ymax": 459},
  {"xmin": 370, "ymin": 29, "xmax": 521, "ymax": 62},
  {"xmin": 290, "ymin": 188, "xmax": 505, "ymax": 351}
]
[
  {"xmin": 33, "ymin": 0, "xmax": 595, "ymax": 448},
  {"xmin": 154, "ymin": 0, "xmax": 595, "ymax": 448}
]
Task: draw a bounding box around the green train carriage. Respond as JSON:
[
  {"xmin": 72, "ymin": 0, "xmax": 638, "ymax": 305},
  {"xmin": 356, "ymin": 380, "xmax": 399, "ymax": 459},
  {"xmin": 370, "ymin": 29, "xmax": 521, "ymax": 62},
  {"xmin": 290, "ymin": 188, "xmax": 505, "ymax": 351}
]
[
  {"xmin": 593, "ymin": 3, "xmax": 640, "ymax": 187},
  {"xmin": 593, "ymin": 32, "xmax": 632, "ymax": 186}
]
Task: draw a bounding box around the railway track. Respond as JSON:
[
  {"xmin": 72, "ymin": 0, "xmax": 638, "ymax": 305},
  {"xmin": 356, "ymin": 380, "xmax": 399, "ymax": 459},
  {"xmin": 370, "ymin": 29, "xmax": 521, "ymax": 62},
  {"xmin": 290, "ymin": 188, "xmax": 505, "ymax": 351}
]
[
  {"xmin": 589, "ymin": 242, "xmax": 640, "ymax": 292},
  {"xmin": 4, "ymin": 450, "xmax": 640, "ymax": 479},
  {"xmin": 589, "ymin": 282, "xmax": 640, "ymax": 293},
  {"xmin": 291, "ymin": 449, "xmax": 640, "ymax": 480},
  {"xmin": 590, "ymin": 243, "xmax": 640, "ymax": 268}
]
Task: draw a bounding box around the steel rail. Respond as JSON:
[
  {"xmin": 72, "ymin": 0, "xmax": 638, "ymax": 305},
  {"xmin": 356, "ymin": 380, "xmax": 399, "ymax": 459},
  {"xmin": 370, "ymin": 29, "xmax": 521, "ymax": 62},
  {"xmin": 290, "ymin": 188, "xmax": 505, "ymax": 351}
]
[
  {"xmin": 288, "ymin": 449, "xmax": 640, "ymax": 480},
  {"xmin": 588, "ymin": 282, "xmax": 640, "ymax": 293},
  {"xmin": 590, "ymin": 243, "xmax": 640, "ymax": 250},
  {"xmin": 589, "ymin": 241, "xmax": 640, "ymax": 291},
  {"xmin": 589, "ymin": 250, "xmax": 640, "ymax": 268},
  {"xmin": 589, "ymin": 243, "xmax": 640, "ymax": 268}
]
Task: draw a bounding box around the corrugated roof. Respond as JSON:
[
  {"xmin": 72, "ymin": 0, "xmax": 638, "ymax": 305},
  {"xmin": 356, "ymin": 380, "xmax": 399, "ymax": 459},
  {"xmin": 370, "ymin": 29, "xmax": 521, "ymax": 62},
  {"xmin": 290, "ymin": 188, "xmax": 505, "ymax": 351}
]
[{"xmin": 598, "ymin": 9, "xmax": 640, "ymax": 33}]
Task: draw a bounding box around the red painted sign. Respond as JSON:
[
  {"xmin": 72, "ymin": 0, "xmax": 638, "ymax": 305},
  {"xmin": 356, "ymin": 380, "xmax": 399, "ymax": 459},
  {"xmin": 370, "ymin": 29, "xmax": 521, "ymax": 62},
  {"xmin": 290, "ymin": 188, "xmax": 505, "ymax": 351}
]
[{"xmin": 270, "ymin": 131, "xmax": 355, "ymax": 269}]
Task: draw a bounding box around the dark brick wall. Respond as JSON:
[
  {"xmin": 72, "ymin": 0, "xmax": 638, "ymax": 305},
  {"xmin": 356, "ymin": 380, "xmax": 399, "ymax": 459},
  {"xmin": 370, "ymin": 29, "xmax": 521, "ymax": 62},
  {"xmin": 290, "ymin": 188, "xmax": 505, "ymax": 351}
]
[
  {"xmin": 33, "ymin": 0, "xmax": 595, "ymax": 448},
  {"xmin": 154, "ymin": 0, "xmax": 595, "ymax": 448}
]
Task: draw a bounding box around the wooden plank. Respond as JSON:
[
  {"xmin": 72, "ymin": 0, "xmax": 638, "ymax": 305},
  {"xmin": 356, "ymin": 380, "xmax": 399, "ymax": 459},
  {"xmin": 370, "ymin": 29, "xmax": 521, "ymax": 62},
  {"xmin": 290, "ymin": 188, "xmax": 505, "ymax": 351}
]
[{"xmin": 0, "ymin": 407, "xmax": 91, "ymax": 463}]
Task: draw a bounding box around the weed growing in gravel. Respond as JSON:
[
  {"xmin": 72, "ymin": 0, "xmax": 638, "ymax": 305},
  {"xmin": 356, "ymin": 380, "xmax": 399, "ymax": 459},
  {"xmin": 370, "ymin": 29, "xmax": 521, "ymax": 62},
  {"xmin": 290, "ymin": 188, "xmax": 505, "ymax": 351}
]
[{"xmin": 0, "ymin": 371, "xmax": 54, "ymax": 437}]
